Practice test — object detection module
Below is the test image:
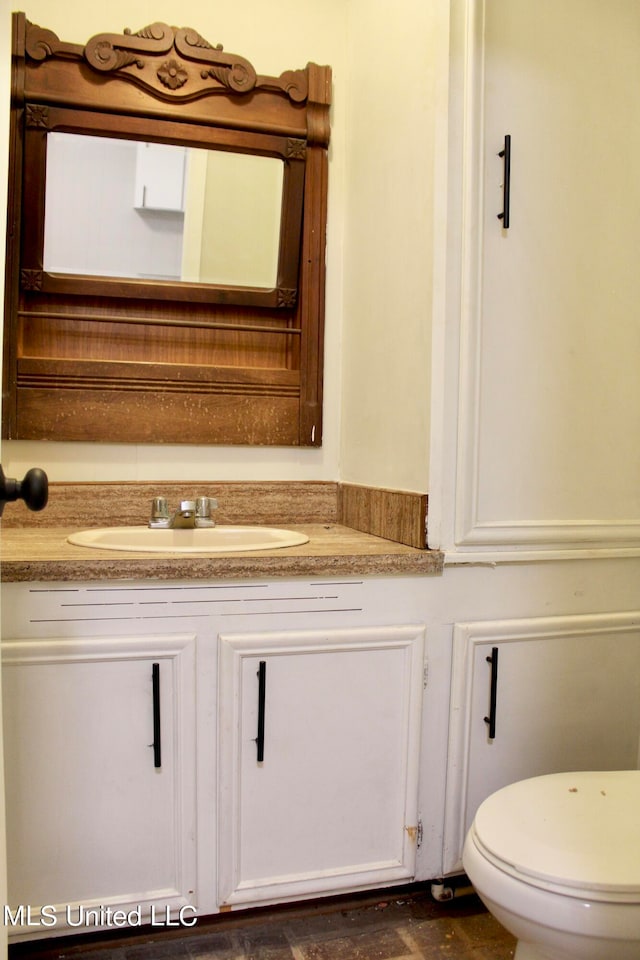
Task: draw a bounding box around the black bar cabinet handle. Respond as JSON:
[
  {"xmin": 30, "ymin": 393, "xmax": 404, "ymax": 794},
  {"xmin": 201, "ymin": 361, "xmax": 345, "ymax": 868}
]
[
  {"xmin": 152, "ymin": 662, "xmax": 161, "ymax": 768},
  {"xmin": 484, "ymin": 646, "xmax": 499, "ymax": 740},
  {"xmin": 497, "ymin": 134, "xmax": 511, "ymax": 228},
  {"xmin": 256, "ymin": 660, "xmax": 266, "ymax": 762}
]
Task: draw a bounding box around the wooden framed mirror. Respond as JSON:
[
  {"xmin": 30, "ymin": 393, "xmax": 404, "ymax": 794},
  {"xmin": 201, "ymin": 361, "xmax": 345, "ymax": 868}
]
[{"xmin": 3, "ymin": 14, "xmax": 331, "ymax": 445}]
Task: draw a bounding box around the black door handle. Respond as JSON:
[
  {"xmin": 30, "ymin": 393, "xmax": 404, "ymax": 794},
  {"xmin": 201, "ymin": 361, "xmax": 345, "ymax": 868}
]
[
  {"xmin": 152, "ymin": 662, "xmax": 161, "ymax": 768},
  {"xmin": 497, "ymin": 134, "xmax": 511, "ymax": 228},
  {"xmin": 255, "ymin": 660, "xmax": 266, "ymax": 762},
  {"xmin": 484, "ymin": 646, "xmax": 499, "ymax": 740},
  {"xmin": 0, "ymin": 464, "xmax": 48, "ymax": 516}
]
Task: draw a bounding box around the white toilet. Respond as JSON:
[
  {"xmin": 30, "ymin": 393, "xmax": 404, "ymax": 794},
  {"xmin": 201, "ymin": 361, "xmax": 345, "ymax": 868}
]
[{"xmin": 462, "ymin": 770, "xmax": 640, "ymax": 959}]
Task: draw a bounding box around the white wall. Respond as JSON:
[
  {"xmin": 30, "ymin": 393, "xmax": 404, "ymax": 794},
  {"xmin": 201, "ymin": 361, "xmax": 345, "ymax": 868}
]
[
  {"xmin": 339, "ymin": 0, "xmax": 443, "ymax": 491},
  {"xmin": 0, "ymin": 0, "xmax": 349, "ymax": 483},
  {"xmin": 0, "ymin": 0, "xmax": 443, "ymax": 491}
]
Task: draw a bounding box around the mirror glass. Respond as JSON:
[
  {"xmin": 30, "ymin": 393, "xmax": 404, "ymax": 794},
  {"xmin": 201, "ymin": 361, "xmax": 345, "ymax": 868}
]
[{"xmin": 43, "ymin": 133, "xmax": 284, "ymax": 288}]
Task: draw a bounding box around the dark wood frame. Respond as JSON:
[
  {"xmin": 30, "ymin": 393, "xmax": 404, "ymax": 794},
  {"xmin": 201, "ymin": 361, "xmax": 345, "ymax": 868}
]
[{"xmin": 3, "ymin": 14, "xmax": 331, "ymax": 445}]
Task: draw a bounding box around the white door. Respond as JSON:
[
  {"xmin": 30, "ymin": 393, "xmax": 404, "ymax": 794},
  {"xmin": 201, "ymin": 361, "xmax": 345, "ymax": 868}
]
[
  {"xmin": 435, "ymin": 0, "xmax": 640, "ymax": 557},
  {"xmin": 1, "ymin": 633, "xmax": 197, "ymax": 935},
  {"xmin": 445, "ymin": 614, "xmax": 640, "ymax": 867},
  {"xmin": 218, "ymin": 625, "xmax": 425, "ymax": 906}
]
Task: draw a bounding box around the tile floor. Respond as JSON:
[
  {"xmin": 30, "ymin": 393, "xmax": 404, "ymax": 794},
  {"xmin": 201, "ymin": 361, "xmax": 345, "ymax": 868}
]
[{"xmin": 9, "ymin": 887, "xmax": 516, "ymax": 960}]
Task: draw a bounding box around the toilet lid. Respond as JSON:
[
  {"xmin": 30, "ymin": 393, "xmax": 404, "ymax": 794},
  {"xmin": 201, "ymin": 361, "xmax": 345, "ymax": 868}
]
[{"xmin": 473, "ymin": 771, "xmax": 640, "ymax": 894}]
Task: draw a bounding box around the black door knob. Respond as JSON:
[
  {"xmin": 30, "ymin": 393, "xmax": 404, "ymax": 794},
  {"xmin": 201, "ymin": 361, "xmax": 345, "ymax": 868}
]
[{"xmin": 0, "ymin": 465, "xmax": 49, "ymax": 516}]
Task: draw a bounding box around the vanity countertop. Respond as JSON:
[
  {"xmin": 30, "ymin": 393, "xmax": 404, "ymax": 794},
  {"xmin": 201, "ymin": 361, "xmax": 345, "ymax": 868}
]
[{"xmin": 0, "ymin": 524, "xmax": 444, "ymax": 582}]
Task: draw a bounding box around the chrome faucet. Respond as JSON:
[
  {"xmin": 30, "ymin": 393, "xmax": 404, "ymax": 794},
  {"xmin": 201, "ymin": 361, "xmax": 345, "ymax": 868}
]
[
  {"xmin": 149, "ymin": 496, "xmax": 218, "ymax": 529},
  {"xmin": 171, "ymin": 500, "xmax": 197, "ymax": 528}
]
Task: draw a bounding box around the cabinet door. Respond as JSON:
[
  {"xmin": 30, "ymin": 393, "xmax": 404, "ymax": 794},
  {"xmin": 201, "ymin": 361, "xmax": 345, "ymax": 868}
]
[
  {"xmin": 2, "ymin": 634, "xmax": 196, "ymax": 936},
  {"xmin": 218, "ymin": 625, "xmax": 425, "ymax": 907},
  {"xmin": 450, "ymin": 0, "xmax": 640, "ymax": 551},
  {"xmin": 134, "ymin": 142, "xmax": 186, "ymax": 211},
  {"xmin": 444, "ymin": 613, "xmax": 640, "ymax": 872}
]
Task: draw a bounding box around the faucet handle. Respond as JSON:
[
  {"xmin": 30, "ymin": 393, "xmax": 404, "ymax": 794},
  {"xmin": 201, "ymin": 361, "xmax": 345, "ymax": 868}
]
[
  {"xmin": 151, "ymin": 497, "xmax": 169, "ymax": 520},
  {"xmin": 149, "ymin": 496, "xmax": 171, "ymax": 528},
  {"xmin": 196, "ymin": 496, "xmax": 218, "ymax": 517},
  {"xmin": 195, "ymin": 496, "xmax": 218, "ymax": 525}
]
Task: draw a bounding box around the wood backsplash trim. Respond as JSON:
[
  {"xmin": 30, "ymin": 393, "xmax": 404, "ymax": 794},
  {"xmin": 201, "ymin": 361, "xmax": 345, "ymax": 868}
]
[
  {"xmin": 337, "ymin": 483, "xmax": 427, "ymax": 549},
  {"xmin": 2, "ymin": 481, "xmax": 338, "ymax": 528}
]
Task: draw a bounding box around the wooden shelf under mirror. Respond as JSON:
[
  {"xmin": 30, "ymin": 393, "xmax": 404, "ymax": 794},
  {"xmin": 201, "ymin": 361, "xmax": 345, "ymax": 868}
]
[{"xmin": 3, "ymin": 14, "xmax": 331, "ymax": 445}]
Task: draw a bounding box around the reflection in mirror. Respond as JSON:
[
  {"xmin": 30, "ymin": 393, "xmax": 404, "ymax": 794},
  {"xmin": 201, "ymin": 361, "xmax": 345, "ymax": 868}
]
[{"xmin": 43, "ymin": 133, "xmax": 284, "ymax": 288}]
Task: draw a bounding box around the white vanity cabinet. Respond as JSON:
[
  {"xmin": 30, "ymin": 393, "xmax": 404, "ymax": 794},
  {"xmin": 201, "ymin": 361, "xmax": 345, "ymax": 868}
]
[
  {"xmin": 1, "ymin": 577, "xmax": 429, "ymax": 937},
  {"xmin": 1, "ymin": 629, "xmax": 197, "ymax": 936},
  {"xmin": 217, "ymin": 624, "xmax": 425, "ymax": 907},
  {"xmin": 444, "ymin": 614, "xmax": 640, "ymax": 873}
]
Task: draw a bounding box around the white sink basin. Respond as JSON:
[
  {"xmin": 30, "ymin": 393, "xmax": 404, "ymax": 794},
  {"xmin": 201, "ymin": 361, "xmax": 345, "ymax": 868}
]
[{"xmin": 67, "ymin": 525, "xmax": 310, "ymax": 554}]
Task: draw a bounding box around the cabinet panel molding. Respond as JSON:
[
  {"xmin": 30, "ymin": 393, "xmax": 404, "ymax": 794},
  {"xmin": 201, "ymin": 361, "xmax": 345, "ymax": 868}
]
[
  {"xmin": 217, "ymin": 624, "xmax": 425, "ymax": 907},
  {"xmin": 445, "ymin": 0, "xmax": 640, "ymax": 558},
  {"xmin": 2, "ymin": 632, "xmax": 197, "ymax": 938},
  {"xmin": 444, "ymin": 611, "xmax": 640, "ymax": 874}
]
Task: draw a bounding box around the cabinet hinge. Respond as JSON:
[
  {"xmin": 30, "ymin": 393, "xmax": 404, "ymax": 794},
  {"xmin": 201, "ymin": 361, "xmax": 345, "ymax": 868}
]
[
  {"xmin": 423, "ymin": 660, "xmax": 429, "ymax": 689},
  {"xmin": 406, "ymin": 819, "xmax": 424, "ymax": 847}
]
